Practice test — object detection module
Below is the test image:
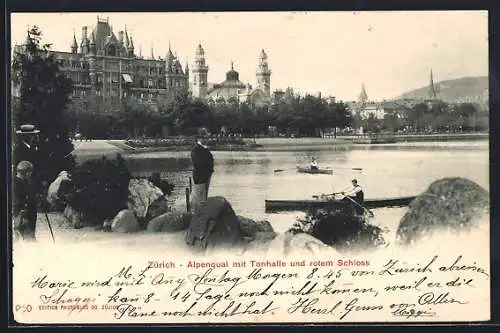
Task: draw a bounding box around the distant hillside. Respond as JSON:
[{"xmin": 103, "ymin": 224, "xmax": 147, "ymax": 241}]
[{"xmin": 394, "ymin": 76, "xmax": 488, "ymax": 106}]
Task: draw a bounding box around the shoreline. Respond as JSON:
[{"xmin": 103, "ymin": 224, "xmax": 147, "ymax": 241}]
[{"xmin": 71, "ymin": 134, "xmax": 489, "ymax": 160}]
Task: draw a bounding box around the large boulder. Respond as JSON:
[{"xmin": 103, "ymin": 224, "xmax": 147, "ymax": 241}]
[
  {"xmin": 237, "ymin": 215, "xmax": 275, "ymax": 238},
  {"xmin": 396, "ymin": 177, "xmax": 489, "ymax": 246},
  {"xmin": 128, "ymin": 179, "xmax": 165, "ymax": 219},
  {"xmin": 111, "ymin": 209, "xmax": 140, "ymax": 233},
  {"xmin": 185, "ymin": 196, "xmax": 242, "ymax": 253},
  {"xmin": 47, "ymin": 171, "xmax": 72, "ymax": 209},
  {"xmin": 147, "ymin": 211, "xmax": 192, "ymax": 233}
]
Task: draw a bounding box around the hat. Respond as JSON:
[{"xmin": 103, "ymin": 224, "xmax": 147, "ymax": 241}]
[
  {"xmin": 351, "ymin": 179, "xmax": 358, "ymax": 183},
  {"xmin": 17, "ymin": 160, "xmax": 34, "ymax": 171},
  {"xmin": 16, "ymin": 124, "xmax": 40, "ymax": 135}
]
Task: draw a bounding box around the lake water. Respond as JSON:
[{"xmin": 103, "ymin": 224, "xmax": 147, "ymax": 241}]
[{"xmin": 123, "ymin": 140, "xmax": 489, "ymax": 240}]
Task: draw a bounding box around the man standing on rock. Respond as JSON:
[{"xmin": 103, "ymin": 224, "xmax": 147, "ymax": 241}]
[{"xmin": 190, "ymin": 138, "xmax": 214, "ymax": 212}]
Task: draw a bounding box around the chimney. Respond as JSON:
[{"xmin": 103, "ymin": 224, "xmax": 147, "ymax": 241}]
[{"xmin": 82, "ymin": 26, "xmax": 88, "ymax": 40}]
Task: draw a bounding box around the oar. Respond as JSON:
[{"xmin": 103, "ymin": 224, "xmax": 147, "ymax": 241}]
[
  {"xmin": 274, "ymin": 166, "xmax": 362, "ymax": 172},
  {"xmin": 343, "ymin": 195, "xmax": 375, "ymax": 218},
  {"xmin": 312, "ymin": 192, "xmax": 343, "ymax": 199},
  {"xmin": 274, "ymin": 165, "xmax": 302, "ymax": 173},
  {"xmin": 334, "ymin": 167, "xmax": 363, "ymax": 171}
]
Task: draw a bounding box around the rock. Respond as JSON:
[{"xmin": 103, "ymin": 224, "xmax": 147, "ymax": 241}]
[
  {"xmin": 396, "ymin": 177, "xmax": 489, "ymax": 246},
  {"xmin": 146, "ymin": 211, "xmax": 192, "ymax": 233},
  {"xmin": 238, "ymin": 215, "xmax": 274, "ymax": 237},
  {"xmin": 111, "ymin": 209, "xmax": 140, "ymax": 233},
  {"xmin": 62, "ymin": 205, "xmax": 83, "ymax": 229},
  {"xmin": 146, "ymin": 196, "xmax": 170, "ymax": 220},
  {"xmin": 102, "ymin": 219, "xmax": 112, "ymax": 232},
  {"xmin": 189, "ymin": 183, "xmax": 209, "ymax": 213},
  {"xmin": 242, "ymin": 231, "xmax": 278, "ymax": 253},
  {"xmin": 47, "ymin": 171, "xmax": 72, "ymax": 208},
  {"xmin": 185, "ymin": 196, "xmax": 241, "ymax": 252},
  {"xmin": 128, "ymin": 179, "xmax": 164, "ymax": 219},
  {"xmin": 266, "ymin": 232, "xmax": 339, "ymax": 257}
]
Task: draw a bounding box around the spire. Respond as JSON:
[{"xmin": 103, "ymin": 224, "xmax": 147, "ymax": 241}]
[
  {"xmin": 71, "ymin": 32, "xmax": 78, "ymax": 53},
  {"xmin": 124, "ymin": 26, "xmax": 129, "ymax": 48},
  {"xmin": 231, "ymin": 61, "xmax": 234, "ymax": 70},
  {"xmin": 359, "ymin": 83, "xmax": 368, "ymax": 104},
  {"xmin": 429, "ymin": 69, "xmax": 437, "ymax": 99},
  {"xmin": 151, "ymin": 42, "xmax": 154, "ymax": 59},
  {"xmin": 129, "ymin": 36, "xmax": 135, "ymax": 54}
]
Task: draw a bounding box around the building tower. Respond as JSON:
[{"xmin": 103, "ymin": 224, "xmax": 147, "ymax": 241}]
[
  {"xmin": 428, "ymin": 69, "xmax": 437, "ymax": 99},
  {"xmin": 71, "ymin": 33, "xmax": 78, "ymax": 54},
  {"xmin": 256, "ymin": 49, "xmax": 271, "ymax": 96},
  {"xmin": 191, "ymin": 44, "xmax": 209, "ymax": 99},
  {"xmin": 359, "ymin": 83, "xmax": 368, "ymax": 104}
]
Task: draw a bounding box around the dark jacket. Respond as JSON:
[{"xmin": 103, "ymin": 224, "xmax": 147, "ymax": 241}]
[
  {"xmin": 13, "ymin": 176, "xmax": 37, "ymax": 221},
  {"xmin": 191, "ymin": 144, "xmax": 214, "ymax": 184}
]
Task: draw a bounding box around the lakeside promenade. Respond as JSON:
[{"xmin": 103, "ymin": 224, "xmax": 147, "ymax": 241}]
[{"xmin": 71, "ymin": 133, "xmax": 489, "ymax": 160}]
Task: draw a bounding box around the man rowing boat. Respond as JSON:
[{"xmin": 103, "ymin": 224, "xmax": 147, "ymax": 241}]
[
  {"xmin": 310, "ymin": 157, "xmax": 319, "ymax": 170},
  {"xmin": 341, "ymin": 179, "xmax": 364, "ymax": 214}
]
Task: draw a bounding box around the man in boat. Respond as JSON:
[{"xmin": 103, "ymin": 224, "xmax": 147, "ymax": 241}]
[
  {"xmin": 341, "ymin": 179, "xmax": 365, "ymax": 215},
  {"xmin": 190, "ymin": 138, "xmax": 214, "ymax": 213},
  {"xmin": 310, "ymin": 157, "xmax": 319, "ymax": 170}
]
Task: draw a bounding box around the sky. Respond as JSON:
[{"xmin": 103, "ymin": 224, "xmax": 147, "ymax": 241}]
[{"xmin": 10, "ymin": 11, "xmax": 488, "ymax": 102}]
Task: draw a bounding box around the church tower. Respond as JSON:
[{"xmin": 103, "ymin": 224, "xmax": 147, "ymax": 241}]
[
  {"xmin": 428, "ymin": 69, "xmax": 437, "ymax": 99},
  {"xmin": 359, "ymin": 83, "xmax": 368, "ymax": 104},
  {"xmin": 256, "ymin": 49, "xmax": 271, "ymax": 96},
  {"xmin": 191, "ymin": 44, "xmax": 209, "ymax": 99}
]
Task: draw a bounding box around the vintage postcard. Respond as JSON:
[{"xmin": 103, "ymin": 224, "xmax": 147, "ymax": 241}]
[{"xmin": 9, "ymin": 11, "xmax": 490, "ymax": 324}]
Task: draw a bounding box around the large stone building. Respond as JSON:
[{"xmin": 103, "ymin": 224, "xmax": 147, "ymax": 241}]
[
  {"xmin": 13, "ymin": 17, "xmax": 189, "ymax": 106},
  {"xmin": 191, "ymin": 45, "xmax": 272, "ymax": 107},
  {"xmin": 13, "ymin": 17, "xmax": 274, "ymax": 108}
]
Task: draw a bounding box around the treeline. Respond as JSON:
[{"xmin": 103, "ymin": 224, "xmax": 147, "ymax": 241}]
[
  {"xmin": 355, "ymin": 100, "xmax": 489, "ymax": 134},
  {"xmin": 61, "ymin": 89, "xmax": 352, "ymax": 139}
]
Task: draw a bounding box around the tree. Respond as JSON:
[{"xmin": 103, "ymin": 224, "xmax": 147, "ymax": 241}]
[{"xmin": 12, "ymin": 26, "xmax": 75, "ymax": 186}]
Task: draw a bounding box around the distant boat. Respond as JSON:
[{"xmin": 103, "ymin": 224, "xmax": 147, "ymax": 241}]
[
  {"xmin": 265, "ymin": 195, "xmax": 416, "ymax": 213},
  {"xmin": 352, "ymin": 133, "xmax": 397, "ymax": 144},
  {"xmin": 296, "ymin": 166, "xmax": 333, "ymax": 175}
]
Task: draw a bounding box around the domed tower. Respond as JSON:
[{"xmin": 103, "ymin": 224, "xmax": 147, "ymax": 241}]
[
  {"xmin": 192, "ymin": 44, "xmax": 209, "ymax": 99},
  {"xmin": 256, "ymin": 49, "xmax": 271, "ymax": 97}
]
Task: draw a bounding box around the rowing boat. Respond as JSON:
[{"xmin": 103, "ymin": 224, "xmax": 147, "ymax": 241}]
[
  {"xmin": 296, "ymin": 166, "xmax": 333, "ymax": 175},
  {"xmin": 265, "ymin": 195, "xmax": 417, "ymax": 212}
]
